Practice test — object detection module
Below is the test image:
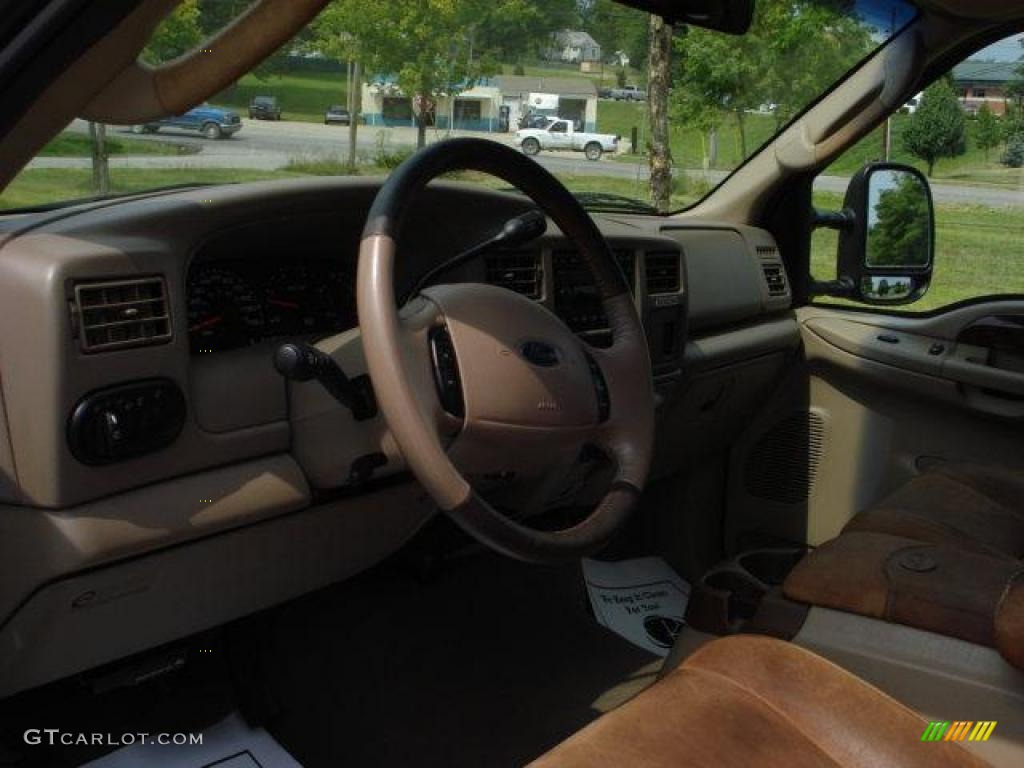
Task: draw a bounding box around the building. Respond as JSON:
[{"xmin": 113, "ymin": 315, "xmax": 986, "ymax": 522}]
[
  {"xmin": 360, "ymin": 75, "xmax": 600, "ymax": 135},
  {"xmin": 497, "ymin": 75, "xmax": 599, "ymax": 133},
  {"xmin": 546, "ymin": 30, "xmax": 603, "ymax": 66},
  {"xmin": 361, "ymin": 78, "xmax": 503, "ymax": 131},
  {"xmin": 952, "ymin": 59, "xmax": 1019, "ymax": 115}
]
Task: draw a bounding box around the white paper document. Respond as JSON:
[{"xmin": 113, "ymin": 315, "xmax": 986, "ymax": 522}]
[
  {"xmin": 83, "ymin": 712, "xmax": 302, "ymax": 768},
  {"xmin": 582, "ymin": 556, "xmax": 690, "ymax": 657}
]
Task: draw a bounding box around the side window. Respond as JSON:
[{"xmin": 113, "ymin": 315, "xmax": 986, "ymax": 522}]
[
  {"xmin": 812, "ymin": 32, "xmax": 1024, "ymax": 312},
  {"xmin": 550, "ymin": 122, "xmax": 567, "ymax": 134}
]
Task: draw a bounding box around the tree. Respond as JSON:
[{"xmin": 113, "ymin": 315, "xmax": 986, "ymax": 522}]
[
  {"xmin": 975, "ymin": 104, "xmax": 1002, "ymax": 161},
  {"xmin": 867, "ymin": 174, "xmax": 930, "ymax": 267},
  {"xmin": 316, "ymin": 0, "xmax": 499, "ymax": 149},
  {"xmin": 900, "ymin": 80, "xmax": 967, "ymax": 176},
  {"xmin": 648, "ymin": 15, "xmax": 672, "ymax": 213},
  {"xmin": 671, "ymin": 0, "xmax": 872, "ymax": 163},
  {"xmin": 142, "ymin": 0, "xmax": 203, "ymax": 65},
  {"xmin": 475, "ymin": 0, "xmax": 578, "ymax": 66},
  {"xmin": 583, "ymin": 0, "xmax": 650, "ymax": 72},
  {"xmin": 1005, "ymin": 38, "xmax": 1024, "ymax": 119}
]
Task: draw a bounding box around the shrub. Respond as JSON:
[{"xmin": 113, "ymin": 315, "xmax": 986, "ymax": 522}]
[{"xmin": 1002, "ymin": 136, "xmax": 1024, "ymax": 168}]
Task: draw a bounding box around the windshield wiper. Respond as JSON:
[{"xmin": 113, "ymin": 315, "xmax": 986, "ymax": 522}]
[
  {"xmin": 0, "ymin": 182, "xmax": 227, "ymax": 214},
  {"xmin": 573, "ymin": 192, "xmax": 658, "ymax": 215}
]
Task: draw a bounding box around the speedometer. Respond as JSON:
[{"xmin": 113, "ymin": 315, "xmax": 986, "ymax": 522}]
[{"xmin": 187, "ymin": 265, "xmax": 265, "ymax": 353}]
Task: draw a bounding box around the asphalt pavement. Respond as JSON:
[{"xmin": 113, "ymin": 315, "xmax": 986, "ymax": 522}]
[{"xmin": 31, "ymin": 118, "xmax": 1024, "ymax": 208}]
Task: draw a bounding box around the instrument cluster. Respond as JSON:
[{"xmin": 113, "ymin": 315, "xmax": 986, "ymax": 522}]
[{"xmin": 187, "ymin": 259, "xmax": 357, "ymax": 354}]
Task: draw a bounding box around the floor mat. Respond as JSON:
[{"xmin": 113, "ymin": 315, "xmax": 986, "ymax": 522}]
[
  {"xmin": 81, "ymin": 713, "xmax": 300, "ymax": 768},
  {"xmin": 238, "ymin": 554, "xmax": 660, "ymax": 768},
  {"xmin": 582, "ymin": 557, "xmax": 690, "ymax": 657}
]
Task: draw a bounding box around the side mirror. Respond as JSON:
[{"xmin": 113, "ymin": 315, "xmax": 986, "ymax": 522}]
[{"xmin": 817, "ymin": 163, "xmax": 935, "ymax": 306}]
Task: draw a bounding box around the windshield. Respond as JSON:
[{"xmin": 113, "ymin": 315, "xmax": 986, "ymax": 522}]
[{"xmin": 0, "ymin": 0, "xmax": 916, "ymax": 214}]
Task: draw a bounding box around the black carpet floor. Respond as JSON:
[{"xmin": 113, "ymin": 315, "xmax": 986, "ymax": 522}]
[{"xmin": 241, "ymin": 552, "xmax": 659, "ymax": 768}]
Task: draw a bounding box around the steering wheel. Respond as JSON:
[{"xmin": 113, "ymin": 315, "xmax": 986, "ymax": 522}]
[{"xmin": 357, "ymin": 139, "xmax": 655, "ymax": 563}]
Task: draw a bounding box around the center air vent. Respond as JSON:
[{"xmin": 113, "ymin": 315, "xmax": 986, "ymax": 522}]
[
  {"xmin": 761, "ymin": 263, "xmax": 788, "ymax": 298},
  {"xmin": 645, "ymin": 251, "xmax": 681, "ymax": 295},
  {"xmin": 485, "ymin": 251, "xmax": 542, "ymax": 299},
  {"xmin": 74, "ymin": 277, "xmax": 172, "ymax": 352}
]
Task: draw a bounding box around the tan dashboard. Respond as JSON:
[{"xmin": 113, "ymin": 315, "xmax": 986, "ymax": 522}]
[{"xmin": 0, "ymin": 177, "xmax": 793, "ymax": 696}]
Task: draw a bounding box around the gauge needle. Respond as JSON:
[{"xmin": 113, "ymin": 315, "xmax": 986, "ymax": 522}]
[
  {"xmin": 189, "ymin": 315, "xmax": 223, "ymax": 333},
  {"xmin": 268, "ymin": 298, "xmax": 301, "ymax": 310}
]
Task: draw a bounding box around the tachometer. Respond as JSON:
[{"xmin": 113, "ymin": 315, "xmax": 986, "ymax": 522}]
[
  {"xmin": 187, "ymin": 265, "xmax": 265, "ymax": 353},
  {"xmin": 265, "ymin": 263, "xmax": 315, "ymax": 336}
]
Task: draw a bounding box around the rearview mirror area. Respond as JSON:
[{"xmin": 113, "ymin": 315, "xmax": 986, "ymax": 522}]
[{"xmin": 835, "ymin": 163, "xmax": 936, "ymax": 306}]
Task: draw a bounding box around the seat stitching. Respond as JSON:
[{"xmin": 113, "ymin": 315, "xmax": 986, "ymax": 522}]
[{"xmin": 678, "ymin": 653, "xmax": 945, "ymax": 765}]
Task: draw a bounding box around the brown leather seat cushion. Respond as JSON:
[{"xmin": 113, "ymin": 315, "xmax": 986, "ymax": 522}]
[
  {"xmin": 530, "ymin": 635, "xmax": 984, "ymax": 767},
  {"xmin": 782, "ymin": 531, "xmax": 1022, "ymax": 649},
  {"xmin": 844, "ymin": 463, "xmax": 1024, "ymax": 560}
]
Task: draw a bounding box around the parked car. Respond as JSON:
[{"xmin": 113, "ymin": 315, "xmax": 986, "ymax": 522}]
[
  {"xmin": 133, "ymin": 105, "xmax": 242, "ymax": 139},
  {"xmin": 610, "ymin": 84, "xmax": 647, "ymax": 101},
  {"xmin": 324, "ymin": 105, "xmax": 352, "ymax": 125},
  {"xmin": 515, "ymin": 118, "xmax": 620, "ymax": 161},
  {"xmin": 249, "ymin": 95, "xmax": 281, "ymax": 121}
]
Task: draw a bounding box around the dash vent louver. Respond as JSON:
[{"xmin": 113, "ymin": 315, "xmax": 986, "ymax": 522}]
[
  {"xmin": 645, "ymin": 251, "xmax": 681, "ymax": 295},
  {"xmin": 74, "ymin": 277, "xmax": 172, "ymax": 352},
  {"xmin": 485, "ymin": 251, "xmax": 542, "ymax": 299},
  {"xmin": 761, "ymin": 263, "xmax": 788, "ymax": 298}
]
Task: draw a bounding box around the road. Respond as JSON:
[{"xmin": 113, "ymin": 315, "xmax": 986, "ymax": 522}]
[{"xmin": 32, "ymin": 118, "xmax": 1024, "ymax": 208}]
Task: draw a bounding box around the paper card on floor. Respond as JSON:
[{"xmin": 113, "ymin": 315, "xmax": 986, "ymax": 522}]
[
  {"xmin": 82, "ymin": 712, "xmax": 302, "ymax": 768},
  {"xmin": 582, "ymin": 556, "xmax": 690, "ymax": 657}
]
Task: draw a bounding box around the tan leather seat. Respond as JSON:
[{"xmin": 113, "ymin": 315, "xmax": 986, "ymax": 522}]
[
  {"xmin": 844, "ymin": 462, "xmax": 1024, "ymax": 560},
  {"xmin": 531, "ymin": 635, "xmax": 984, "ymax": 767}
]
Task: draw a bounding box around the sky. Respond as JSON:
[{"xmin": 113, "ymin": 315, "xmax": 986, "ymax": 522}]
[{"xmin": 973, "ymin": 34, "xmax": 1023, "ymax": 62}]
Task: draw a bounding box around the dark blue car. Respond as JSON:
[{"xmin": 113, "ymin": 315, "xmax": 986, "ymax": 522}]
[{"xmin": 133, "ymin": 104, "xmax": 242, "ymax": 139}]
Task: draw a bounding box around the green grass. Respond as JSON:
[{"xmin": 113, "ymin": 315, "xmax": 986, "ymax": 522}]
[
  {"xmin": 0, "ymin": 168, "xmax": 292, "ymax": 209},
  {"xmin": 811, "ymin": 190, "xmax": 1024, "ymax": 312},
  {"xmin": 40, "ymin": 131, "xmax": 198, "ymax": 157},
  {"xmin": 214, "ymin": 71, "xmax": 350, "ymax": 123},
  {"xmin": 597, "ymin": 101, "xmax": 780, "ymax": 171},
  {"xmin": 826, "ymin": 113, "xmax": 1024, "ymax": 189}
]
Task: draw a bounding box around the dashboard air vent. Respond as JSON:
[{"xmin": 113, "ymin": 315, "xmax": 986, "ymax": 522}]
[
  {"xmin": 756, "ymin": 245, "xmax": 779, "ymax": 259},
  {"xmin": 645, "ymin": 251, "xmax": 681, "ymax": 295},
  {"xmin": 761, "ymin": 263, "xmax": 788, "ymax": 298},
  {"xmin": 485, "ymin": 251, "xmax": 542, "ymax": 299},
  {"xmin": 74, "ymin": 277, "xmax": 172, "ymax": 352}
]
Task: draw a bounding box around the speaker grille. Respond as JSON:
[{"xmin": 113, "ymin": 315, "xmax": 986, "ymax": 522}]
[{"xmin": 744, "ymin": 411, "xmax": 825, "ymax": 504}]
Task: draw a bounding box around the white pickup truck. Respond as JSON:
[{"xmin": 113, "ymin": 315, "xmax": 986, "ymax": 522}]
[{"xmin": 514, "ymin": 119, "xmax": 620, "ymax": 161}]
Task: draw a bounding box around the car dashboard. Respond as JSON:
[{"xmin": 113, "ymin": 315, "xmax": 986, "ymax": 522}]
[{"xmin": 0, "ymin": 176, "xmax": 796, "ymax": 697}]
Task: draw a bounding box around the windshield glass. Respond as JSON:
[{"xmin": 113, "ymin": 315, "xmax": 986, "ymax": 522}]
[{"xmin": 1, "ymin": 0, "xmax": 916, "ymax": 214}]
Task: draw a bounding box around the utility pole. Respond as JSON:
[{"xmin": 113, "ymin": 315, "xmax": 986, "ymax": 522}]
[
  {"xmin": 348, "ymin": 60, "xmax": 362, "ymax": 170},
  {"xmin": 88, "ymin": 122, "xmax": 109, "ymax": 195}
]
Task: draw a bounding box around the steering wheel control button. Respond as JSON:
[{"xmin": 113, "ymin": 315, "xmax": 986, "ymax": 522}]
[
  {"xmin": 429, "ymin": 326, "xmax": 465, "ymax": 418},
  {"xmin": 67, "ymin": 379, "xmax": 186, "ymax": 465},
  {"xmin": 520, "ymin": 340, "xmax": 560, "ymax": 368}
]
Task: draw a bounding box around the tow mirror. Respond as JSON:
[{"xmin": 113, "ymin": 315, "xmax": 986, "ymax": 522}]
[{"xmin": 814, "ymin": 163, "xmax": 935, "ymax": 306}]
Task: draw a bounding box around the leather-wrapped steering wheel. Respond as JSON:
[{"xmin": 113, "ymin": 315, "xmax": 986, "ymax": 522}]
[{"xmin": 357, "ymin": 139, "xmax": 654, "ymax": 563}]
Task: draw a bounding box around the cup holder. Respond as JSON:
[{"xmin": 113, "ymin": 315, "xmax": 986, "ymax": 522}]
[
  {"xmin": 738, "ymin": 549, "xmax": 805, "ymax": 587},
  {"xmin": 685, "ymin": 547, "xmax": 806, "ymax": 635}
]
